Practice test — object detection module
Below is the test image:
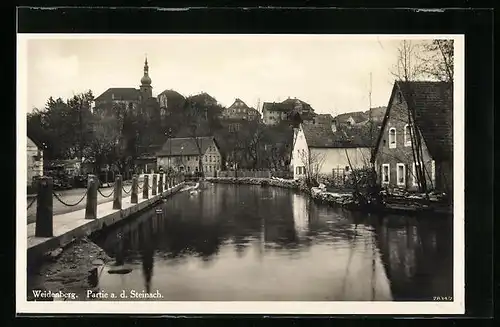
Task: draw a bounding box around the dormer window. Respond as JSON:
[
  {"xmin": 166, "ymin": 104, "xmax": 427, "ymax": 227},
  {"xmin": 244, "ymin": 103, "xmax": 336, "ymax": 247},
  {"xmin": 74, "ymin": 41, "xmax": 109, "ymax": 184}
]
[{"xmin": 389, "ymin": 127, "xmax": 396, "ymax": 148}]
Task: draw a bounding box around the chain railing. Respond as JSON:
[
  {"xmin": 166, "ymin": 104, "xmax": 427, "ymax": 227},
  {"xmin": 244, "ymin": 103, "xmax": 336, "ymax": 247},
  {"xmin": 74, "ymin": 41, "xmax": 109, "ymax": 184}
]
[
  {"xmin": 52, "ymin": 189, "xmax": 89, "ymax": 207},
  {"xmin": 97, "ymin": 187, "xmax": 114, "ymax": 198},
  {"xmin": 122, "ymin": 184, "xmax": 132, "ymax": 195},
  {"xmin": 27, "ymin": 197, "xmax": 37, "ymax": 209}
]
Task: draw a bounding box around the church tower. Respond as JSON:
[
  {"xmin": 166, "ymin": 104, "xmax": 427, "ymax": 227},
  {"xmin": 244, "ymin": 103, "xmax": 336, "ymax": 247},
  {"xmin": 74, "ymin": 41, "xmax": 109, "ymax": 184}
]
[{"xmin": 139, "ymin": 56, "xmax": 153, "ymax": 100}]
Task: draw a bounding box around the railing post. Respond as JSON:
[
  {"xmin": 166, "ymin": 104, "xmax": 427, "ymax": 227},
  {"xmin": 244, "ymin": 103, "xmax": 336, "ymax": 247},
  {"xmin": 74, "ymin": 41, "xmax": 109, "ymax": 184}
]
[
  {"xmin": 131, "ymin": 174, "xmax": 138, "ymax": 204},
  {"xmin": 113, "ymin": 174, "xmax": 122, "ymax": 210},
  {"xmin": 143, "ymin": 175, "xmax": 149, "ymax": 199},
  {"xmin": 35, "ymin": 176, "xmax": 53, "ymax": 237},
  {"xmin": 158, "ymin": 174, "xmax": 164, "ymax": 194},
  {"xmin": 152, "ymin": 174, "xmax": 158, "ymax": 196},
  {"xmin": 85, "ymin": 175, "xmax": 98, "ymax": 220}
]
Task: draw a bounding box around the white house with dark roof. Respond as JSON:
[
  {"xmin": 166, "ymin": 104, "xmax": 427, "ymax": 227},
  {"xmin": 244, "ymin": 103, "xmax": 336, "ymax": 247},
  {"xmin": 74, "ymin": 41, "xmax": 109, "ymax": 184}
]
[
  {"xmin": 222, "ymin": 98, "xmax": 261, "ymax": 121},
  {"xmin": 262, "ymin": 97, "xmax": 315, "ymax": 125},
  {"xmin": 291, "ymin": 118, "xmax": 373, "ymax": 180},
  {"xmin": 27, "ymin": 136, "xmax": 44, "ymax": 188},
  {"xmin": 156, "ymin": 136, "xmax": 222, "ymax": 176}
]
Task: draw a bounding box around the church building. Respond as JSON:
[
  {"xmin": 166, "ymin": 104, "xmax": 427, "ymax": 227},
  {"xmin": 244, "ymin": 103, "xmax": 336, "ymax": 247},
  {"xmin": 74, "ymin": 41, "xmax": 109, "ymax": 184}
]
[{"xmin": 94, "ymin": 57, "xmax": 155, "ymax": 115}]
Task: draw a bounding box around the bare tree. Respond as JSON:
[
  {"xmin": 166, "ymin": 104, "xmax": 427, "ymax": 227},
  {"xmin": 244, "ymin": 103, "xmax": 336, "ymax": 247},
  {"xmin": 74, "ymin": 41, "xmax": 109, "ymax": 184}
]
[
  {"xmin": 299, "ymin": 149, "xmax": 326, "ymax": 186},
  {"xmin": 391, "ymin": 40, "xmax": 425, "ymax": 82},
  {"xmin": 421, "ymin": 39, "xmax": 454, "ymax": 82},
  {"xmin": 86, "ymin": 115, "xmax": 121, "ymax": 175}
]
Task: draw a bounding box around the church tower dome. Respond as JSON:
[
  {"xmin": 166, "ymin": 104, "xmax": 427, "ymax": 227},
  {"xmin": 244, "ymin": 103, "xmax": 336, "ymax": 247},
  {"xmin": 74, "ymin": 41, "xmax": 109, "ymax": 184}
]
[
  {"xmin": 139, "ymin": 56, "xmax": 153, "ymax": 99},
  {"xmin": 141, "ymin": 57, "xmax": 152, "ymax": 85}
]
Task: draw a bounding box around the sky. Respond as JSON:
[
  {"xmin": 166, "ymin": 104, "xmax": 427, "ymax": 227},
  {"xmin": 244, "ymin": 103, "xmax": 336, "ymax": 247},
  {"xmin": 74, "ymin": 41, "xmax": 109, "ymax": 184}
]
[{"xmin": 23, "ymin": 35, "xmax": 428, "ymax": 116}]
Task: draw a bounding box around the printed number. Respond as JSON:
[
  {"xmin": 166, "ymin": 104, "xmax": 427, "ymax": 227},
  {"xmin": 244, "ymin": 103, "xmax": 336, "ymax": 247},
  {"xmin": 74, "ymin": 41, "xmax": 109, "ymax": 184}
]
[{"xmin": 433, "ymin": 296, "xmax": 453, "ymax": 301}]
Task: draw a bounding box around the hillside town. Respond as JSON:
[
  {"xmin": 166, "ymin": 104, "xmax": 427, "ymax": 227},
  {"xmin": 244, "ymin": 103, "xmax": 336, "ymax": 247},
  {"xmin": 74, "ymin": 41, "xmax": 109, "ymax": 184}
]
[
  {"xmin": 26, "ymin": 39, "xmax": 453, "ymax": 212},
  {"xmin": 23, "ymin": 36, "xmax": 456, "ymax": 305}
]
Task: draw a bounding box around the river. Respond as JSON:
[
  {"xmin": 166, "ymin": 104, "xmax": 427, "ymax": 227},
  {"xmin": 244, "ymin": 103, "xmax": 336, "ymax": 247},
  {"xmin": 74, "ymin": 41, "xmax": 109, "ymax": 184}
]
[{"xmin": 90, "ymin": 183, "xmax": 453, "ymax": 301}]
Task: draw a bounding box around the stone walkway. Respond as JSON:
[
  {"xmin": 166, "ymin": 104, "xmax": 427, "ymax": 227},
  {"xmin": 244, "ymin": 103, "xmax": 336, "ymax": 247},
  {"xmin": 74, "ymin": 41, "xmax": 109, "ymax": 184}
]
[
  {"xmin": 27, "ymin": 182, "xmax": 184, "ymax": 257},
  {"xmin": 26, "ymin": 184, "xmax": 131, "ymax": 225}
]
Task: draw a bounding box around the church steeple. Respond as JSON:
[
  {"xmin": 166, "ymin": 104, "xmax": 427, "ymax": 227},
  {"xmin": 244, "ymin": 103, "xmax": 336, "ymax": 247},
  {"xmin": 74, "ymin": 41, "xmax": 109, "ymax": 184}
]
[{"xmin": 140, "ymin": 55, "xmax": 152, "ymax": 99}]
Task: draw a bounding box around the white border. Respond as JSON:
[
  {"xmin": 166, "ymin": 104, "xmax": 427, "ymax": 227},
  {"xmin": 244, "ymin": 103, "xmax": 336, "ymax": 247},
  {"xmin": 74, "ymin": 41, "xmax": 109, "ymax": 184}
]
[{"xmin": 16, "ymin": 34, "xmax": 465, "ymax": 315}]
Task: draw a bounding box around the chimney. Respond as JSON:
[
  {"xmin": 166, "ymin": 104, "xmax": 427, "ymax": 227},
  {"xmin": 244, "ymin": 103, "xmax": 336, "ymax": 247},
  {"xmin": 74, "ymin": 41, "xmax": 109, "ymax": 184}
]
[{"xmin": 331, "ymin": 119, "xmax": 337, "ymax": 133}]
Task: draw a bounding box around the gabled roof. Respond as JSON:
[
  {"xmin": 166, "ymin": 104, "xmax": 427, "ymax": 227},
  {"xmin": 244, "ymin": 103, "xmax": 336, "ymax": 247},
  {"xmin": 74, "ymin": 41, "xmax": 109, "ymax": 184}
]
[
  {"xmin": 27, "ymin": 137, "xmax": 41, "ymax": 149},
  {"xmin": 156, "ymin": 136, "xmax": 219, "ymax": 157},
  {"xmin": 228, "ymin": 98, "xmax": 250, "ymax": 110},
  {"xmin": 27, "ymin": 133, "xmax": 44, "ymax": 149},
  {"xmin": 157, "ymin": 89, "xmax": 185, "ymax": 99},
  {"xmin": 335, "ymin": 111, "xmax": 368, "ymax": 124},
  {"xmin": 371, "ymin": 81, "xmax": 453, "ymax": 162},
  {"xmin": 301, "ymin": 122, "xmax": 374, "ymax": 149},
  {"xmin": 187, "ymin": 92, "xmax": 218, "ymax": 105},
  {"xmin": 262, "ymin": 98, "xmax": 314, "ymax": 113},
  {"xmin": 94, "ymin": 88, "xmax": 140, "ymax": 102},
  {"xmin": 281, "ymin": 98, "xmax": 313, "ymax": 111}
]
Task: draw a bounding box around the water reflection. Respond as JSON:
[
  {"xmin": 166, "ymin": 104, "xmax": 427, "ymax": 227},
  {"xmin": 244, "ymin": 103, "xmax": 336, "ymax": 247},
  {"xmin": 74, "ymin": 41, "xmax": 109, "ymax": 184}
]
[{"xmin": 91, "ymin": 184, "xmax": 453, "ymax": 301}]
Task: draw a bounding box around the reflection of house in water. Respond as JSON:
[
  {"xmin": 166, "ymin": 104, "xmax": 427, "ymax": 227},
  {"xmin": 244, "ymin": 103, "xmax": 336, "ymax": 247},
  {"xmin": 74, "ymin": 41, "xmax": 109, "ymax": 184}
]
[
  {"xmin": 373, "ymin": 216, "xmax": 453, "ymax": 301},
  {"xmin": 139, "ymin": 221, "xmax": 155, "ymax": 293},
  {"xmin": 292, "ymin": 194, "xmax": 309, "ymax": 237}
]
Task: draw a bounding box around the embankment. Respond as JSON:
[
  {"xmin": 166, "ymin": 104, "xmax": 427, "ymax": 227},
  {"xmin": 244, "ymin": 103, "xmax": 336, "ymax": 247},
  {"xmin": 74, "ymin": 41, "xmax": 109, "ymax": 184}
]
[{"xmin": 206, "ymin": 177, "xmax": 358, "ymax": 208}]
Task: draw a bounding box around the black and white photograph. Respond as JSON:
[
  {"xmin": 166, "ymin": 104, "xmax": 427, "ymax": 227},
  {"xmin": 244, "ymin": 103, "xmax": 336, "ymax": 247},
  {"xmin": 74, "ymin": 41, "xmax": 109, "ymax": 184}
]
[{"xmin": 17, "ymin": 32, "xmax": 464, "ymax": 314}]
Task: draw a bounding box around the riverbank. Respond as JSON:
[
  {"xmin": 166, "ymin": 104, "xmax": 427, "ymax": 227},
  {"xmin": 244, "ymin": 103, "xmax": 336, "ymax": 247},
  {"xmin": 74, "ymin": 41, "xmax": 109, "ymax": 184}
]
[
  {"xmin": 27, "ymin": 183, "xmax": 192, "ymax": 301},
  {"xmin": 27, "ymin": 181, "xmax": 186, "ymax": 263},
  {"xmin": 27, "ymin": 237, "xmax": 113, "ymax": 301},
  {"xmin": 206, "ymin": 177, "xmax": 452, "ymax": 215},
  {"xmin": 206, "ymin": 177, "xmax": 358, "ymax": 208}
]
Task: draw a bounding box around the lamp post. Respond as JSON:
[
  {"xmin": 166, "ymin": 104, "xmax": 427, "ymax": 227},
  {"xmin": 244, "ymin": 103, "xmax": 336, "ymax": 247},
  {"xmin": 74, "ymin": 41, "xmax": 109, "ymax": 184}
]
[{"xmin": 164, "ymin": 128, "xmax": 173, "ymax": 179}]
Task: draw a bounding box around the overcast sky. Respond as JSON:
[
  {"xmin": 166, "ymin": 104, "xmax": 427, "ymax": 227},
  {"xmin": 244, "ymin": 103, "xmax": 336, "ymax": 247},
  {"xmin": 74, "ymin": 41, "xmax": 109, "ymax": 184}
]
[{"xmin": 23, "ymin": 35, "xmax": 428, "ymax": 116}]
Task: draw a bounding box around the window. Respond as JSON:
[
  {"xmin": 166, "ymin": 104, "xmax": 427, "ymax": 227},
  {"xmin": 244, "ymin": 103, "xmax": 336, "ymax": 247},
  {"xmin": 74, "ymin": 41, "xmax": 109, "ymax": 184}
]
[
  {"xmin": 382, "ymin": 164, "xmax": 390, "ymax": 184},
  {"xmin": 296, "ymin": 166, "xmax": 300, "ymax": 174},
  {"xmin": 412, "ymin": 162, "xmax": 418, "ymax": 186},
  {"xmin": 389, "ymin": 127, "xmax": 396, "ymax": 148},
  {"xmin": 397, "ymin": 163, "xmax": 406, "ymax": 186},
  {"xmin": 404, "ymin": 124, "xmax": 412, "ymax": 147}
]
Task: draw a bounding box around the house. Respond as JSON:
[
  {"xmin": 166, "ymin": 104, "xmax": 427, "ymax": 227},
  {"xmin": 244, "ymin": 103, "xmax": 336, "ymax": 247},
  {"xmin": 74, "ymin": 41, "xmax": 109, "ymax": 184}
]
[
  {"xmin": 27, "ymin": 136, "xmax": 43, "ymax": 187},
  {"xmin": 315, "ymin": 113, "xmax": 334, "ymax": 125},
  {"xmin": 156, "ymin": 136, "xmax": 222, "ymax": 177},
  {"xmin": 291, "ymin": 118, "xmax": 373, "ymax": 180},
  {"xmin": 334, "ymin": 111, "xmax": 368, "ymax": 127},
  {"xmin": 262, "ymin": 97, "xmax": 315, "ymax": 125},
  {"xmin": 157, "ymin": 89, "xmax": 186, "ymax": 117},
  {"xmin": 222, "ymin": 98, "xmax": 261, "ymax": 121},
  {"xmin": 136, "ymin": 145, "xmax": 163, "ymax": 174},
  {"xmin": 370, "ymin": 81, "xmax": 453, "ymax": 194}
]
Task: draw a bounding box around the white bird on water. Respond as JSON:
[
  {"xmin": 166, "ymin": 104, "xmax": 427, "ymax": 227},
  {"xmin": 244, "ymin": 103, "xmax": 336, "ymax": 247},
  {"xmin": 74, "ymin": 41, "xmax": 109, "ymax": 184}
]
[{"xmin": 189, "ymin": 182, "xmax": 201, "ymax": 196}]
